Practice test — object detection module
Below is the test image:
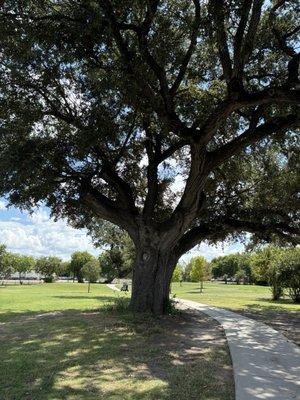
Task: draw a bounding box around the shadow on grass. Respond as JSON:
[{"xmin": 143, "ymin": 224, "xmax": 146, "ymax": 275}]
[
  {"xmin": 0, "ymin": 306, "xmax": 234, "ymax": 400},
  {"xmin": 184, "ymin": 290, "xmax": 205, "ymax": 294},
  {"xmin": 52, "ymin": 295, "xmax": 118, "ymax": 301},
  {"xmin": 251, "ymin": 297, "xmax": 296, "ymax": 306}
]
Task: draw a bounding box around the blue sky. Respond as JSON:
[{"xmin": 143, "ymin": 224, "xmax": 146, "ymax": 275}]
[{"xmin": 0, "ymin": 197, "xmax": 243, "ymax": 261}]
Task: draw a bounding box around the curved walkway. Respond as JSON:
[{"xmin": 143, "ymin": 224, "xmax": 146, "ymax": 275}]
[
  {"xmin": 179, "ymin": 299, "xmax": 300, "ymax": 400},
  {"xmin": 107, "ymin": 284, "xmax": 300, "ymax": 399}
]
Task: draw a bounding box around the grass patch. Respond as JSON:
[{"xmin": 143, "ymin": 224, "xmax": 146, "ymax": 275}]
[
  {"xmin": 172, "ymin": 282, "xmax": 300, "ymax": 345},
  {"xmin": 171, "ymin": 282, "xmax": 299, "ymax": 311},
  {"xmin": 0, "ymin": 283, "xmax": 234, "ymax": 400}
]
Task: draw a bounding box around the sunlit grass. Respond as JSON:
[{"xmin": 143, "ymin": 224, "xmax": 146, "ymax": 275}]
[
  {"xmin": 171, "ymin": 282, "xmax": 300, "ymax": 312},
  {"xmin": 0, "ymin": 283, "xmax": 234, "ymax": 400}
]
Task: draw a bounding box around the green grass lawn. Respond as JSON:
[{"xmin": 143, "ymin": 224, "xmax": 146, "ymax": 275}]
[
  {"xmin": 0, "ymin": 283, "xmax": 234, "ymax": 400},
  {"xmin": 171, "ymin": 282, "xmax": 299, "ymax": 311},
  {"xmin": 171, "ymin": 282, "xmax": 300, "ymax": 345},
  {"xmin": 0, "ymin": 282, "xmax": 119, "ymax": 321}
]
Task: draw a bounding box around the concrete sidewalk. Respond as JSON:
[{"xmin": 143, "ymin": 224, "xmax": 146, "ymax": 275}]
[
  {"xmin": 179, "ymin": 299, "xmax": 300, "ymax": 400},
  {"xmin": 106, "ymin": 284, "xmax": 300, "ymax": 399}
]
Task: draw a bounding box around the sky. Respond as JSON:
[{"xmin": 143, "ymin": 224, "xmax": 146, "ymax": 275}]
[{"xmin": 0, "ymin": 197, "xmax": 243, "ymax": 262}]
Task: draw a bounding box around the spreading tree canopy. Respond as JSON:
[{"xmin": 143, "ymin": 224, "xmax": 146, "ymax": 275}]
[{"xmin": 0, "ymin": 1, "xmax": 299, "ymax": 313}]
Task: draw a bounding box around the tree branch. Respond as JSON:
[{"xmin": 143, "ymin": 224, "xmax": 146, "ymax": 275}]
[
  {"xmin": 241, "ymin": 0, "xmax": 263, "ymax": 65},
  {"xmin": 176, "ymin": 216, "xmax": 300, "ymax": 256},
  {"xmin": 196, "ymin": 87, "xmax": 300, "ymax": 144},
  {"xmin": 208, "ymin": 114, "xmax": 299, "ymax": 168},
  {"xmin": 82, "ymin": 186, "xmax": 137, "ymax": 236},
  {"xmin": 143, "ymin": 122, "xmax": 159, "ymax": 217},
  {"xmin": 233, "ymin": 0, "xmax": 252, "ymax": 80},
  {"xmin": 170, "ymin": 0, "xmax": 201, "ymax": 95},
  {"xmin": 269, "ymin": 0, "xmax": 299, "ymax": 87},
  {"xmin": 211, "ymin": 0, "xmax": 232, "ymax": 82}
]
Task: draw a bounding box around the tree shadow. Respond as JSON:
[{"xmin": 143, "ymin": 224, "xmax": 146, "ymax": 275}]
[
  {"xmin": 184, "ymin": 290, "xmax": 205, "ymax": 294},
  {"xmin": 53, "ymin": 295, "xmax": 117, "ymax": 301},
  {"xmin": 251, "ymin": 297, "xmax": 295, "ymax": 306},
  {"xmin": 0, "ymin": 307, "xmax": 234, "ymax": 400}
]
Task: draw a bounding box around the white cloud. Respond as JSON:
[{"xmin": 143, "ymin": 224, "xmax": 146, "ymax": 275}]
[
  {"xmin": 0, "ymin": 206, "xmax": 244, "ymax": 262},
  {"xmin": 0, "ymin": 200, "xmax": 6, "ymax": 210},
  {"xmin": 0, "ymin": 209, "xmax": 98, "ymax": 260}
]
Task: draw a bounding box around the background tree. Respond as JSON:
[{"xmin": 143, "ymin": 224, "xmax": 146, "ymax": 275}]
[
  {"xmin": 189, "ymin": 256, "xmax": 210, "ymax": 292},
  {"xmin": 35, "ymin": 256, "xmax": 62, "ymax": 283},
  {"xmin": 250, "ymin": 246, "xmax": 282, "ymax": 287},
  {"xmin": 281, "ymin": 247, "xmax": 300, "ymax": 303},
  {"xmin": 211, "ymin": 254, "xmax": 240, "ymax": 282},
  {"xmin": 95, "ymin": 222, "xmax": 135, "ymax": 283},
  {"xmin": 212, "ymin": 253, "xmax": 253, "ymax": 283},
  {"xmin": 57, "ymin": 261, "xmax": 72, "ymax": 278},
  {"xmin": 0, "ymin": 245, "xmax": 14, "ymax": 285},
  {"xmin": 171, "ymin": 265, "xmax": 183, "ymax": 283},
  {"xmin": 11, "ymin": 254, "xmax": 36, "ymax": 284},
  {"xmin": 182, "ymin": 262, "xmax": 192, "ymax": 282},
  {"xmin": 234, "ymin": 268, "xmax": 246, "ymax": 285},
  {"xmin": 82, "ymin": 259, "xmax": 101, "ymax": 293},
  {"xmin": 0, "ymin": 1, "xmax": 299, "ymax": 313},
  {"xmin": 70, "ymin": 252, "xmax": 95, "ymax": 283}
]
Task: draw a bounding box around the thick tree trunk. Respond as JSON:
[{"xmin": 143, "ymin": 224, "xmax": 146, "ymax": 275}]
[{"xmin": 130, "ymin": 242, "xmax": 178, "ymax": 314}]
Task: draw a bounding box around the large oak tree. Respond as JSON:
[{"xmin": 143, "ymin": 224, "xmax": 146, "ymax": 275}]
[{"xmin": 0, "ymin": 1, "xmax": 299, "ymax": 313}]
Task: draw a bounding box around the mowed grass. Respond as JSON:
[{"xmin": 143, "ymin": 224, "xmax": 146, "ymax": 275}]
[
  {"xmin": 171, "ymin": 282, "xmax": 299, "ymax": 312},
  {"xmin": 0, "ymin": 283, "xmax": 119, "ymax": 321},
  {"xmin": 171, "ymin": 282, "xmax": 300, "ymax": 345},
  {"xmin": 0, "ymin": 283, "xmax": 234, "ymax": 400}
]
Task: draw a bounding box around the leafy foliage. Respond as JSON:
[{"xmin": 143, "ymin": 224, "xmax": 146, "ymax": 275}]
[
  {"xmin": 171, "ymin": 265, "xmax": 183, "ymax": 282},
  {"xmin": 189, "ymin": 256, "xmax": 211, "ymax": 282},
  {"xmin": 0, "ymin": 1, "xmax": 298, "ymax": 252},
  {"xmin": 0, "ymin": 1, "xmax": 299, "ymax": 311},
  {"xmin": 70, "ymin": 251, "xmax": 96, "ymax": 283},
  {"xmin": 95, "ymin": 222, "xmax": 135, "ymax": 282},
  {"xmin": 35, "ymin": 256, "xmax": 62, "ymax": 282},
  {"xmin": 10, "ymin": 254, "xmax": 36, "ymax": 283},
  {"xmin": 211, "ymin": 246, "xmax": 300, "ymax": 302},
  {"xmin": 82, "ymin": 259, "xmax": 101, "ymax": 284}
]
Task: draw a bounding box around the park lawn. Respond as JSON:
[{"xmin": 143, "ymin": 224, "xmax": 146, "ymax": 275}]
[
  {"xmin": 171, "ymin": 282, "xmax": 299, "ymax": 311},
  {"xmin": 0, "ymin": 282, "xmax": 119, "ymax": 322},
  {"xmin": 0, "ymin": 283, "xmax": 234, "ymax": 400},
  {"xmin": 171, "ymin": 282, "xmax": 300, "ymax": 345}
]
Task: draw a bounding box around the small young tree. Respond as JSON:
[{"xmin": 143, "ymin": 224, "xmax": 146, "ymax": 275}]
[
  {"xmin": 189, "ymin": 256, "xmax": 209, "ymax": 293},
  {"xmin": 267, "ymin": 263, "xmax": 284, "ymax": 301},
  {"xmin": 182, "ymin": 262, "xmax": 192, "ymax": 282},
  {"xmin": 35, "ymin": 256, "xmax": 62, "ymax": 282},
  {"xmin": 235, "ymin": 269, "xmax": 246, "ymax": 285},
  {"xmin": 70, "ymin": 252, "xmax": 95, "ymax": 283},
  {"xmin": 82, "ymin": 260, "xmax": 101, "ymax": 293},
  {"xmin": 172, "ymin": 265, "xmax": 183, "ymax": 283}
]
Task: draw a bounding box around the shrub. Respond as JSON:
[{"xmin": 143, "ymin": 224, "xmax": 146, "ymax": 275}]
[
  {"xmin": 267, "ymin": 264, "xmax": 284, "ymax": 301},
  {"xmin": 103, "ymin": 296, "xmax": 130, "ymax": 313},
  {"xmin": 280, "ymin": 249, "xmax": 300, "ymax": 303},
  {"xmin": 43, "ymin": 276, "xmax": 56, "ymax": 283}
]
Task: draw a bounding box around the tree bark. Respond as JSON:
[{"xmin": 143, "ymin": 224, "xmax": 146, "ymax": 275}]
[{"xmin": 130, "ymin": 241, "xmax": 178, "ymax": 314}]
